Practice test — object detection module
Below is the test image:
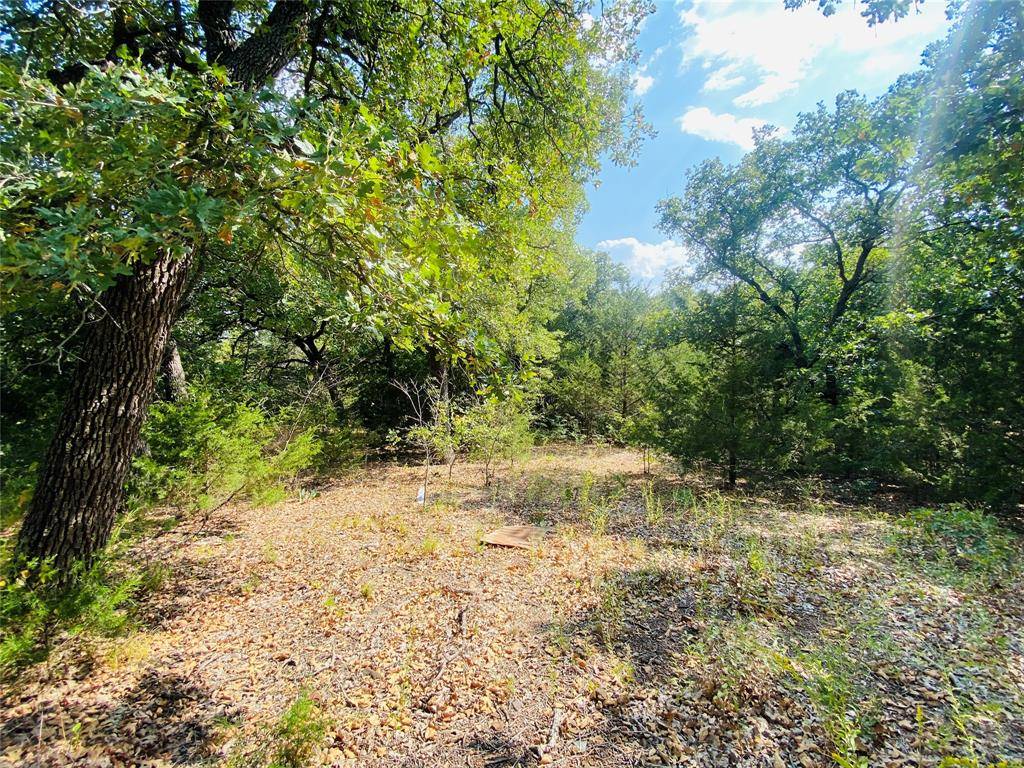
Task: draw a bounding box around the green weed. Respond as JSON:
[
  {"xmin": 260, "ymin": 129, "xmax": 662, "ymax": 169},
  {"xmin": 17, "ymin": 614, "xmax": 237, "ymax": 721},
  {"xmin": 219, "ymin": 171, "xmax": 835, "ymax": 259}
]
[
  {"xmin": 642, "ymin": 481, "xmax": 665, "ymax": 527},
  {"xmin": 793, "ymin": 641, "xmax": 877, "ymax": 767},
  {"xmin": 891, "ymin": 505, "xmax": 1019, "ymax": 588},
  {"xmin": 587, "ymin": 498, "xmax": 611, "ymax": 536},
  {"xmin": 683, "ymin": 616, "xmax": 787, "ymax": 713},
  {"xmin": 579, "ymin": 471, "xmax": 595, "ymax": 516},
  {"xmin": 228, "ymin": 691, "xmax": 332, "ymax": 768},
  {"xmin": 419, "ymin": 536, "xmax": 440, "ymax": 556}
]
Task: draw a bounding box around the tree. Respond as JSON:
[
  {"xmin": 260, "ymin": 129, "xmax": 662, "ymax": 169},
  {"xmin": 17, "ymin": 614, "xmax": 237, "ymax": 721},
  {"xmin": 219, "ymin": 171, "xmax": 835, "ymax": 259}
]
[
  {"xmin": 545, "ymin": 251, "xmax": 658, "ymax": 437},
  {"xmin": 3, "ymin": 0, "xmax": 650, "ymax": 573},
  {"xmin": 658, "ymin": 87, "xmax": 915, "ymax": 421},
  {"xmin": 895, "ymin": 0, "xmax": 1024, "ymax": 506},
  {"xmin": 784, "ymin": 0, "xmax": 925, "ymax": 25}
]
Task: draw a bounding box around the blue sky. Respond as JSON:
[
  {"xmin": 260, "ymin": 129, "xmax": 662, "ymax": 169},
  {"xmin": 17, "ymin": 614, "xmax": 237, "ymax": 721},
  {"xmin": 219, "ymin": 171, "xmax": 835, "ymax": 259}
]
[{"xmin": 579, "ymin": 0, "xmax": 953, "ymax": 285}]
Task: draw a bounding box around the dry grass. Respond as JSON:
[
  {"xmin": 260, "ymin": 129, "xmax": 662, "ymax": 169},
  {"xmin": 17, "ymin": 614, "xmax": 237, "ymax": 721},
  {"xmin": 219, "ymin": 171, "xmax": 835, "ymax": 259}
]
[{"xmin": 1, "ymin": 445, "xmax": 1021, "ymax": 768}]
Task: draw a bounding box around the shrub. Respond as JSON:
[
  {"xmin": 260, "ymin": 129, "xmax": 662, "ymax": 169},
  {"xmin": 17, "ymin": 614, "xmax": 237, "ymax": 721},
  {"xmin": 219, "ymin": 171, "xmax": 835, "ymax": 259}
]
[
  {"xmin": 268, "ymin": 693, "xmax": 331, "ymax": 768},
  {"xmin": 892, "ymin": 505, "xmax": 1019, "ymax": 588},
  {"xmin": 460, "ymin": 394, "xmax": 534, "ymax": 485},
  {"xmin": 132, "ymin": 388, "xmax": 321, "ymax": 514},
  {"xmin": 228, "ymin": 691, "xmax": 332, "ymax": 768},
  {"xmin": 0, "ymin": 511, "xmax": 164, "ymax": 678}
]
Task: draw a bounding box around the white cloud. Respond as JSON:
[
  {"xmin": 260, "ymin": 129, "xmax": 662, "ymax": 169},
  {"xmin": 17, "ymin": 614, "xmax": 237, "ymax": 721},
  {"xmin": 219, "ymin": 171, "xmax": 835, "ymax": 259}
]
[
  {"xmin": 675, "ymin": 107, "xmax": 778, "ymax": 150},
  {"xmin": 597, "ymin": 237, "xmax": 690, "ymax": 281},
  {"xmin": 734, "ymin": 75, "xmax": 794, "ymax": 108},
  {"xmin": 679, "ymin": 0, "xmax": 949, "ymax": 107},
  {"xmin": 703, "ymin": 64, "xmax": 745, "ymax": 93},
  {"xmin": 633, "ymin": 72, "xmax": 655, "ymax": 96}
]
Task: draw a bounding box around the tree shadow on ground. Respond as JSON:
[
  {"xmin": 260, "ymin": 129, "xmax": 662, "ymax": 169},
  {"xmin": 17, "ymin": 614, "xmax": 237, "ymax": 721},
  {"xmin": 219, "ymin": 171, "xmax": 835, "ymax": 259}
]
[
  {"xmin": 542, "ymin": 560, "xmax": 824, "ymax": 767},
  {"xmin": 128, "ymin": 511, "xmax": 245, "ymax": 631},
  {"xmin": 0, "ymin": 669, "xmax": 238, "ymax": 766}
]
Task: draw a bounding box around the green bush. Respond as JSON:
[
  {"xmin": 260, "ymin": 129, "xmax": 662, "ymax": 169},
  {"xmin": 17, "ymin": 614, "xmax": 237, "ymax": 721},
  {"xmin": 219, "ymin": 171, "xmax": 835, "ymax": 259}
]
[
  {"xmin": 228, "ymin": 691, "xmax": 332, "ymax": 768},
  {"xmin": 460, "ymin": 394, "xmax": 534, "ymax": 484},
  {"xmin": 892, "ymin": 505, "xmax": 1020, "ymax": 588},
  {"xmin": 0, "ymin": 519, "xmax": 163, "ymax": 677},
  {"xmin": 132, "ymin": 388, "xmax": 321, "ymax": 514}
]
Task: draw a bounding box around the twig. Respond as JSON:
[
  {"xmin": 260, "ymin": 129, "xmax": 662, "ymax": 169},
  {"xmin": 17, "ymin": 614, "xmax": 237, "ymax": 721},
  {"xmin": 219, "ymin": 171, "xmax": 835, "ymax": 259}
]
[
  {"xmin": 532, "ymin": 706, "xmax": 564, "ymax": 760},
  {"xmin": 545, "ymin": 707, "xmax": 564, "ymax": 752},
  {"xmin": 312, "ymin": 650, "xmax": 336, "ymax": 676}
]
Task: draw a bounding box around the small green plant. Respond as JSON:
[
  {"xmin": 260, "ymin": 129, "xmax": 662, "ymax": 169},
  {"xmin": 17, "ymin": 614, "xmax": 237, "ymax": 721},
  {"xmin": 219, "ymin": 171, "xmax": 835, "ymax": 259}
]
[
  {"xmin": 691, "ymin": 492, "xmax": 738, "ymax": 556},
  {"xmin": 322, "ymin": 594, "xmax": 346, "ymax": 619},
  {"xmin": 547, "ymin": 620, "xmax": 572, "ymax": 658},
  {"xmin": 793, "ymin": 639, "xmax": 877, "ymax": 767},
  {"xmin": 261, "ymin": 542, "xmax": 279, "ymax": 564},
  {"xmin": 359, "ymin": 582, "xmax": 374, "ymax": 601},
  {"xmin": 587, "ymin": 498, "xmax": 611, "ymax": 536},
  {"xmin": 683, "ymin": 617, "xmax": 787, "ymax": 713},
  {"xmin": 419, "ymin": 536, "xmax": 440, "ymax": 556},
  {"xmin": 891, "ymin": 505, "xmax": 1019, "ymax": 587},
  {"xmin": 228, "ymin": 691, "xmax": 332, "ymax": 768},
  {"xmin": 673, "ymin": 487, "xmax": 696, "ymax": 515},
  {"xmin": 241, "ymin": 573, "xmax": 262, "ymax": 595},
  {"xmin": 642, "ymin": 481, "xmax": 665, "ymax": 527},
  {"xmin": 609, "ymin": 656, "xmax": 636, "ymax": 685},
  {"xmin": 579, "ymin": 471, "xmax": 595, "ymax": 515},
  {"xmin": 524, "ymin": 475, "xmax": 557, "ymax": 507}
]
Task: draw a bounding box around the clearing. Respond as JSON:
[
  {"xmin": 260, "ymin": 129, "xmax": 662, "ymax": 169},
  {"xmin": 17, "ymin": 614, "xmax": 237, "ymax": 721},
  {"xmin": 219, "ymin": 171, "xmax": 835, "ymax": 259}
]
[{"xmin": 2, "ymin": 445, "xmax": 1022, "ymax": 767}]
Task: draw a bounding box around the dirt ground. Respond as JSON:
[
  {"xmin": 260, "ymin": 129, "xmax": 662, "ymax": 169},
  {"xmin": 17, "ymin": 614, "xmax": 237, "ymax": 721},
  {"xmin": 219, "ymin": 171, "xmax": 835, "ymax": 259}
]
[{"xmin": 2, "ymin": 445, "xmax": 1022, "ymax": 767}]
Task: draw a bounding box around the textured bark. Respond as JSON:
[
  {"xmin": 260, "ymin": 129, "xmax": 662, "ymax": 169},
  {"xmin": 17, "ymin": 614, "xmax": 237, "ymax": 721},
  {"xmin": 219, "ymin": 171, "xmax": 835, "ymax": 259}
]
[
  {"xmin": 17, "ymin": 252, "xmax": 193, "ymax": 572},
  {"xmin": 161, "ymin": 338, "xmax": 189, "ymax": 402},
  {"xmin": 222, "ymin": 1, "xmax": 312, "ymax": 87},
  {"xmin": 197, "ymin": 0, "xmax": 238, "ymax": 63}
]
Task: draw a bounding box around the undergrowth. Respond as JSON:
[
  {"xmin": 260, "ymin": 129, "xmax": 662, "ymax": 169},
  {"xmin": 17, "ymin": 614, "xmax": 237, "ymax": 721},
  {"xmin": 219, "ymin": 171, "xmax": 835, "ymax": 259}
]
[
  {"xmin": 133, "ymin": 388, "xmax": 321, "ymax": 515},
  {"xmin": 228, "ymin": 691, "xmax": 332, "ymax": 768},
  {"xmin": 1, "ymin": 387, "xmax": 323, "ymax": 678},
  {"xmin": 891, "ymin": 505, "xmax": 1019, "ymax": 588},
  {"xmin": 0, "ymin": 507, "xmax": 169, "ymax": 678}
]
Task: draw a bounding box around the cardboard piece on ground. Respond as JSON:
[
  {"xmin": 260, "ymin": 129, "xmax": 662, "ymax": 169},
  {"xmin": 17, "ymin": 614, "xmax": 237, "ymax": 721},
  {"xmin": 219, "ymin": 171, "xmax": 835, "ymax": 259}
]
[{"xmin": 482, "ymin": 525, "xmax": 547, "ymax": 549}]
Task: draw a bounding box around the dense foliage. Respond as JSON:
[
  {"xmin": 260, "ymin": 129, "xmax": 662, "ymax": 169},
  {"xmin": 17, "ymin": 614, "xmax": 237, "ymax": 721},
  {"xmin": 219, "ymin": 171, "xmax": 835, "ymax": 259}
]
[{"xmin": 547, "ymin": 1, "xmax": 1023, "ymax": 506}]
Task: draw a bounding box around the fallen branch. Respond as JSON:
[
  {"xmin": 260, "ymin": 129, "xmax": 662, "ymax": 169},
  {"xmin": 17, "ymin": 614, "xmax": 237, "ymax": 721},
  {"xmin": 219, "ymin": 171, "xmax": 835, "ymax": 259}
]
[{"xmin": 532, "ymin": 706, "xmax": 564, "ymax": 762}]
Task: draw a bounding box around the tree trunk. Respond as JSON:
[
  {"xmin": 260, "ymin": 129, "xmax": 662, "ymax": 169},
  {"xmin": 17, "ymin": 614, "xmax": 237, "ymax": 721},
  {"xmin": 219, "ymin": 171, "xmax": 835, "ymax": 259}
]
[
  {"xmin": 161, "ymin": 338, "xmax": 189, "ymax": 402},
  {"xmin": 18, "ymin": 0, "xmax": 314, "ymax": 578},
  {"xmin": 294, "ymin": 333, "xmax": 345, "ymax": 424},
  {"xmin": 17, "ymin": 251, "xmax": 194, "ymax": 573},
  {"xmin": 823, "ymin": 366, "xmax": 840, "ymax": 408}
]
